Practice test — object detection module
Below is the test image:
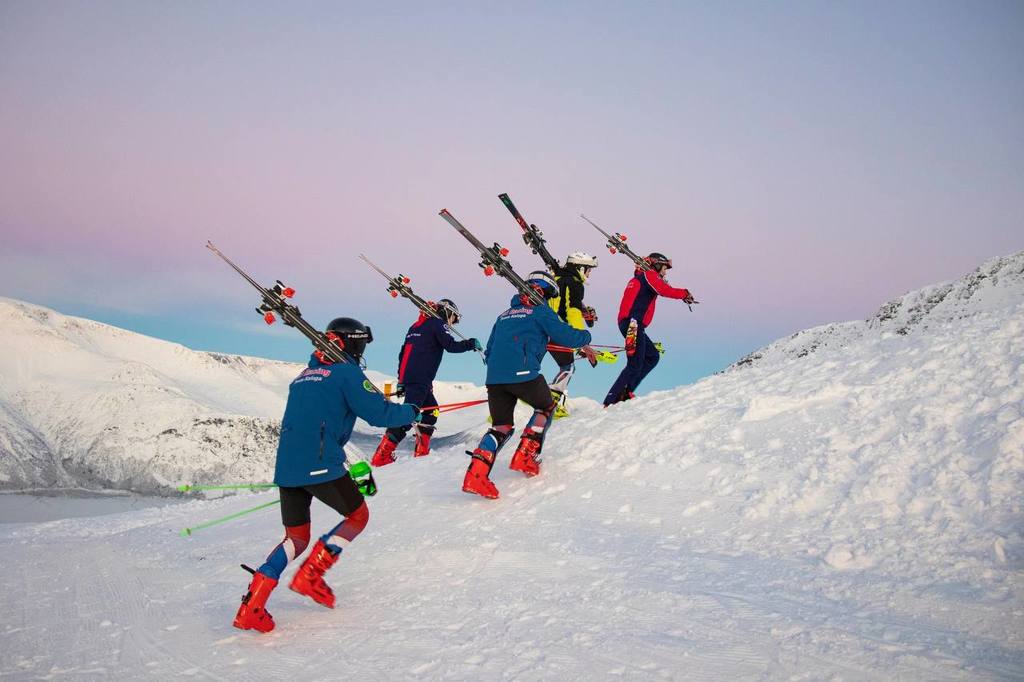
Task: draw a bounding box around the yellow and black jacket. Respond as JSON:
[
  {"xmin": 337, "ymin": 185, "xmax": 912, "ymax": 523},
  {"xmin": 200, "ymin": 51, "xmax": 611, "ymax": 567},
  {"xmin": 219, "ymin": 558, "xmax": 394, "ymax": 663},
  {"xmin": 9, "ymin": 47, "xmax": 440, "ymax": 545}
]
[{"xmin": 549, "ymin": 267, "xmax": 589, "ymax": 330}]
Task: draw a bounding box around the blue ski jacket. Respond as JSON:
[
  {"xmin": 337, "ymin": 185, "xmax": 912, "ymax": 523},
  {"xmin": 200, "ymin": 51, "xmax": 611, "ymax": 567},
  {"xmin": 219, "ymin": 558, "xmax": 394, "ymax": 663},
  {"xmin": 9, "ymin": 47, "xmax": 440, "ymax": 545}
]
[
  {"xmin": 397, "ymin": 315, "xmax": 477, "ymax": 386},
  {"xmin": 484, "ymin": 295, "xmax": 592, "ymax": 385},
  {"xmin": 274, "ymin": 354, "xmax": 417, "ymax": 487}
]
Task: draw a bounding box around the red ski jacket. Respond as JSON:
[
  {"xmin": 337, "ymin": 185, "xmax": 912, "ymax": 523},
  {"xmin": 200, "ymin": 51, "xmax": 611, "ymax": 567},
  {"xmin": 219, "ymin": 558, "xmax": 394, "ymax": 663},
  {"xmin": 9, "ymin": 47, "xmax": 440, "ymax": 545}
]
[{"xmin": 617, "ymin": 269, "xmax": 691, "ymax": 327}]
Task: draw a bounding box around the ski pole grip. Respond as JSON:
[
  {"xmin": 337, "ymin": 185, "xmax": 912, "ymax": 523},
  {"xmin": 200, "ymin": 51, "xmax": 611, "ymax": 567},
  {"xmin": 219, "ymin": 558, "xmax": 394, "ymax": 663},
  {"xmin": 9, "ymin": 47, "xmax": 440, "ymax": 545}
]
[{"xmin": 349, "ymin": 461, "xmax": 378, "ymax": 496}]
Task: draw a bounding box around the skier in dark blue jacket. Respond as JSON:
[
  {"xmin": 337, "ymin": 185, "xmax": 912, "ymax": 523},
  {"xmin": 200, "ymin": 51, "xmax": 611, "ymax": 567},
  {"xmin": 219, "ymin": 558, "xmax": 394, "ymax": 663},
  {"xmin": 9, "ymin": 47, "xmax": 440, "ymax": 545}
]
[
  {"xmin": 370, "ymin": 299, "xmax": 480, "ymax": 466},
  {"xmin": 463, "ymin": 272, "xmax": 593, "ymax": 499},
  {"xmin": 234, "ymin": 317, "xmax": 419, "ymax": 634}
]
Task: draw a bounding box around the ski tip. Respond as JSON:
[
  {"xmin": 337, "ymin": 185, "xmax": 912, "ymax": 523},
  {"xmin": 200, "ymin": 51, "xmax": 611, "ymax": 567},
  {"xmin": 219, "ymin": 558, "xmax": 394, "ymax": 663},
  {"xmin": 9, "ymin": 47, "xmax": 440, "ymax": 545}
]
[
  {"xmin": 177, "ymin": 484, "xmax": 191, "ymax": 493},
  {"xmin": 180, "ymin": 528, "xmax": 192, "ymax": 537}
]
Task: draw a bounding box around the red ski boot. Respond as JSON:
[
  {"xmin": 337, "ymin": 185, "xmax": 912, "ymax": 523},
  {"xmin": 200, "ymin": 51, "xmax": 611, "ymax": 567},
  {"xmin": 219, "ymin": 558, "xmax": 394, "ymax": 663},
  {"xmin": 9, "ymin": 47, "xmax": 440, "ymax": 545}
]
[
  {"xmin": 289, "ymin": 540, "xmax": 340, "ymax": 608},
  {"xmin": 233, "ymin": 572, "xmax": 278, "ymax": 633},
  {"xmin": 462, "ymin": 449, "xmax": 499, "ymax": 499},
  {"xmin": 413, "ymin": 430, "xmax": 432, "ymax": 457},
  {"xmin": 370, "ymin": 435, "xmax": 398, "ymax": 467},
  {"xmin": 509, "ymin": 432, "xmax": 542, "ymax": 478}
]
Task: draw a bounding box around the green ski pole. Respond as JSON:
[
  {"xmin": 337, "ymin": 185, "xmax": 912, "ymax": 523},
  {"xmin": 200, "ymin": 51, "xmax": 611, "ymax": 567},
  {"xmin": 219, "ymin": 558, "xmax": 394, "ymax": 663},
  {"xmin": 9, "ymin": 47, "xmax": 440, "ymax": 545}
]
[{"xmin": 180, "ymin": 499, "xmax": 280, "ymax": 537}]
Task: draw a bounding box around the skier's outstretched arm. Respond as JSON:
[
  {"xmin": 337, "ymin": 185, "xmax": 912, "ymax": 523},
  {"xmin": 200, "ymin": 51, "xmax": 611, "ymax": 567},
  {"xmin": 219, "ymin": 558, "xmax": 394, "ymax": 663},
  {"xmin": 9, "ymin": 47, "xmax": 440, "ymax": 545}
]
[
  {"xmin": 642, "ymin": 270, "xmax": 690, "ymax": 300},
  {"xmin": 435, "ymin": 321, "xmax": 478, "ymax": 353}
]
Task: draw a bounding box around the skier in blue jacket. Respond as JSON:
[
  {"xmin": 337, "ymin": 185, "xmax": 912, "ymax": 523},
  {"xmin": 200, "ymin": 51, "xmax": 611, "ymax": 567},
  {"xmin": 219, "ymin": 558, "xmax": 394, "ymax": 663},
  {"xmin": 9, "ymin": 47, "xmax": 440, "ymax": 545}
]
[
  {"xmin": 234, "ymin": 317, "xmax": 419, "ymax": 634},
  {"xmin": 463, "ymin": 272, "xmax": 593, "ymax": 499},
  {"xmin": 371, "ymin": 299, "xmax": 480, "ymax": 466}
]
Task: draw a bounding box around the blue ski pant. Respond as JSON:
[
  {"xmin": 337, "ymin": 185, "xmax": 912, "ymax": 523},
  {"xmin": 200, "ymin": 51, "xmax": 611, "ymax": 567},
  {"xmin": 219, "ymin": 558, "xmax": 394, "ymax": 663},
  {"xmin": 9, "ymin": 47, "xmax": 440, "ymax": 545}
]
[{"xmin": 603, "ymin": 319, "xmax": 659, "ymax": 406}]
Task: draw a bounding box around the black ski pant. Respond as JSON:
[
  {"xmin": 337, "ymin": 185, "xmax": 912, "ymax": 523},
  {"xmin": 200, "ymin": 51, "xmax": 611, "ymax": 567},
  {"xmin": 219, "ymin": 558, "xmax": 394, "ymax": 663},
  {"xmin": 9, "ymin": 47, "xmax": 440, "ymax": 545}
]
[
  {"xmin": 279, "ymin": 473, "xmax": 364, "ymax": 526},
  {"xmin": 487, "ymin": 375, "xmax": 555, "ymax": 426},
  {"xmin": 548, "ymin": 348, "xmax": 575, "ymax": 370}
]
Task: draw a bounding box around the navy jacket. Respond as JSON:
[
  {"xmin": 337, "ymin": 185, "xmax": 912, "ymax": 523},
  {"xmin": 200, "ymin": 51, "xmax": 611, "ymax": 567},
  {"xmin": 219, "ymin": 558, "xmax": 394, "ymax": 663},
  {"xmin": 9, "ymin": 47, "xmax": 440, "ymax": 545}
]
[
  {"xmin": 397, "ymin": 315, "xmax": 477, "ymax": 385},
  {"xmin": 484, "ymin": 296, "xmax": 592, "ymax": 385},
  {"xmin": 274, "ymin": 354, "xmax": 417, "ymax": 487}
]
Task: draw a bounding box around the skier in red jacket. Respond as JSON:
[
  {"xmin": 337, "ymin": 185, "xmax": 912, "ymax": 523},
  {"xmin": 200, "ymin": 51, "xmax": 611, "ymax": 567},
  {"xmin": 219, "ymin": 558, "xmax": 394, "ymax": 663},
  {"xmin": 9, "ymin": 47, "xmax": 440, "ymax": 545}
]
[{"xmin": 603, "ymin": 253, "xmax": 693, "ymax": 406}]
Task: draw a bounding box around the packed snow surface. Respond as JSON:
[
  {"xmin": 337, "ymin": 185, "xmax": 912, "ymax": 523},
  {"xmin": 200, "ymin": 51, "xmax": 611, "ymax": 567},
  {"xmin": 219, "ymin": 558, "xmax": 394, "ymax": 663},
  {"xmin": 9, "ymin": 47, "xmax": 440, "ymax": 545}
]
[{"xmin": 1, "ymin": 252, "xmax": 1022, "ymax": 679}]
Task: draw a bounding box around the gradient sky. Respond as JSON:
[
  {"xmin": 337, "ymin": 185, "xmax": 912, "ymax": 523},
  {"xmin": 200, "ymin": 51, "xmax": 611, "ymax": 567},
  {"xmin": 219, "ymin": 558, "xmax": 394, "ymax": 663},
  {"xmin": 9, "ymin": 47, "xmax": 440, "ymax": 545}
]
[{"xmin": 2, "ymin": 1, "xmax": 1022, "ymax": 400}]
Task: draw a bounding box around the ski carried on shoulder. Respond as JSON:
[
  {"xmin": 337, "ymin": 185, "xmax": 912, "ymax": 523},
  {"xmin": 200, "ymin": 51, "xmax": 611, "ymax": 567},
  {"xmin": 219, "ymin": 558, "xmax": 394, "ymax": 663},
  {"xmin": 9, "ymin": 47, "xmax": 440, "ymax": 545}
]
[
  {"xmin": 359, "ymin": 254, "xmax": 440, "ymax": 320},
  {"xmin": 580, "ymin": 214, "xmax": 697, "ymax": 311},
  {"xmin": 579, "ymin": 214, "xmax": 649, "ymax": 271},
  {"xmin": 438, "ymin": 209, "xmax": 546, "ymax": 306},
  {"xmin": 206, "ymin": 242, "xmax": 382, "ymax": 388},
  {"xmin": 498, "ymin": 193, "xmax": 561, "ymax": 273},
  {"xmin": 358, "ymin": 254, "xmax": 485, "ymax": 361}
]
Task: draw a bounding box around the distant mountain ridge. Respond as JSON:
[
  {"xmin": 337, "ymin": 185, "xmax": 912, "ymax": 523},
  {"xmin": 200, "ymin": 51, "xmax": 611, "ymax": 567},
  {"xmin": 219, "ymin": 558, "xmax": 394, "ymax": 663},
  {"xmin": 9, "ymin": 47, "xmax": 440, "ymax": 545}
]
[{"xmin": 730, "ymin": 251, "xmax": 1024, "ymax": 370}]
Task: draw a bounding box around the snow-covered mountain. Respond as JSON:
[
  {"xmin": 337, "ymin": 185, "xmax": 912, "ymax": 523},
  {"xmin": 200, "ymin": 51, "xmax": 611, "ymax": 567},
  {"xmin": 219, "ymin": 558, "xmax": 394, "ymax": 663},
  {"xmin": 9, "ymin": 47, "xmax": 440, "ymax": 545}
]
[
  {"xmin": 0, "ymin": 297, "xmax": 484, "ymax": 492},
  {"xmin": 731, "ymin": 251, "xmax": 1024, "ymax": 369},
  {"xmin": 1, "ymin": 253, "xmax": 1022, "ymax": 679}
]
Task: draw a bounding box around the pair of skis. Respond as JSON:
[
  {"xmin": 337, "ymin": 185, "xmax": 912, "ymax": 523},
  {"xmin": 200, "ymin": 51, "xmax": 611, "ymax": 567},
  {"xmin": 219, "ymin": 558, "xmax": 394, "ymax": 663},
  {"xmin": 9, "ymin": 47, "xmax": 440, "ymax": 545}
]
[
  {"xmin": 205, "ymin": 241, "xmax": 365, "ymax": 372},
  {"xmin": 580, "ymin": 213, "xmax": 697, "ymax": 312},
  {"xmin": 439, "ymin": 199, "xmax": 616, "ymax": 366},
  {"xmin": 357, "ymin": 254, "xmax": 485, "ymax": 363},
  {"xmin": 439, "ymin": 208, "xmax": 547, "ymax": 306}
]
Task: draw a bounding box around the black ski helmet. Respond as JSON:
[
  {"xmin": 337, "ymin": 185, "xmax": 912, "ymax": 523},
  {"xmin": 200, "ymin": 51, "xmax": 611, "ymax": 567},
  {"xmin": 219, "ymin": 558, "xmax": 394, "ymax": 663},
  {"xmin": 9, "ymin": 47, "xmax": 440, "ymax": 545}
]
[
  {"xmin": 645, "ymin": 252, "xmax": 673, "ymax": 270},
  {"xmin": 325, "ymin": 317, "xmax": 373, "ymax": 360},
  {"xmin": 436, "ymin": 298, "xmax": 461, "ymax": 324}
]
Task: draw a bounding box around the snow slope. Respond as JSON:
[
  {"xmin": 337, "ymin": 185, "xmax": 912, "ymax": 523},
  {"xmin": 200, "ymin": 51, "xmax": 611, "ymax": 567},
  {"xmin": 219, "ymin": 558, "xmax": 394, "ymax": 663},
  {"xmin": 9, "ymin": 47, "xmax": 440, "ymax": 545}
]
[
  {"xmin": 2, "ymin": 252, "xmax": 1023, "ymax": 679},
  {"xmin": 0, "ymin": 297, "xmax": 486, "ymax": 492}
]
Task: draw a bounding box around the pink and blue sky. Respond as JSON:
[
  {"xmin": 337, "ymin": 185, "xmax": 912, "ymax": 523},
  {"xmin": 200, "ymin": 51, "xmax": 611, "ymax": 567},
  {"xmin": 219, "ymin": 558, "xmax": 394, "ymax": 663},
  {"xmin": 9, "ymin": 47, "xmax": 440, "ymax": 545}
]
[{"xmin": 2, "ymin": 1, "xmax": 1022, "ymax": 398}]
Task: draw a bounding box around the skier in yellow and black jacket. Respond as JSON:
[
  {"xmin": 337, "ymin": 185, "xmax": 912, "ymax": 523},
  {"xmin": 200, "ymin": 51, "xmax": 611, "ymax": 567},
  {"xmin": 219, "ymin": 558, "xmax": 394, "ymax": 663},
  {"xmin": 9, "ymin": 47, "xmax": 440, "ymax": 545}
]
[{"xmin": 547, "ymin": 252, "xmax": 600, "ymax": 418}]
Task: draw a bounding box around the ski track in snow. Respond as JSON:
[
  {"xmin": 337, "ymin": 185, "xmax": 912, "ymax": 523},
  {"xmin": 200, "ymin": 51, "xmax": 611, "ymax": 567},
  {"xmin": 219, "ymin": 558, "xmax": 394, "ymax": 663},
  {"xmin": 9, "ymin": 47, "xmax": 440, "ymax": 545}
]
[{"xmin": 2, "ymin": 254, "xmax": 1024, "ymax": 679}]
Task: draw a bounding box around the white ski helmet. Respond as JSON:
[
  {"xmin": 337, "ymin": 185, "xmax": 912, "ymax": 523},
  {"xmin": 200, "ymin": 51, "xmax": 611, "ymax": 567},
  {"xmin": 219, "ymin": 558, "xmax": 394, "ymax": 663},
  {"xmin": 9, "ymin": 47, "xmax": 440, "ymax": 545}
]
[
  {"xmin": 565, "ymin": 251, "xmax": 599, "ymax": 268},
  {"xmin": 565, "ymin": 251, "xmax": 598, "ymax": 280}
]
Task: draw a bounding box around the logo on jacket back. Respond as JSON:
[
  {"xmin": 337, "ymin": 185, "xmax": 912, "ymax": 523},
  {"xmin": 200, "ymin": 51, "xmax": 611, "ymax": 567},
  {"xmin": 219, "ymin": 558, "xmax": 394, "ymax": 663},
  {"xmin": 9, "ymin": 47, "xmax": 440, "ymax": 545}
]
[
  {"xmin": 293, "ymin": 367, "xmax": 332, "ymax": 384},
  {"xmin": 362, "ymin": 379, "xmax": 375, "ymax": 392},
  {"xmin": 500, "ymin": 306, "xmax": 534, "ymax": 320}
]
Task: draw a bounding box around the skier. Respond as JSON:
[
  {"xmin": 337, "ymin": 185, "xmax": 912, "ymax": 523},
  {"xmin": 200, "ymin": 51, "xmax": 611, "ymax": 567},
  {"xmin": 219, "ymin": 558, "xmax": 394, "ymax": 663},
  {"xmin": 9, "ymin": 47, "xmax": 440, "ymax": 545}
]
[
  {"xmin": 603, "ymin": 253, "xmax": 693, "ymax": 406},
  {"xmin": 547, "ymin": 252, "xmax": 600, "ymax": 418},
  {"xmin": 462, "ymin": 271, "xmax": 593, "ymax": 499},
  {"xmin": 370, "ymin": 299, "xmax": 480, "ymax": 466},
  {"xmin": 234, "ymin": 317, "xmax": 419, "ymax": 633}
]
